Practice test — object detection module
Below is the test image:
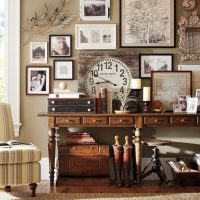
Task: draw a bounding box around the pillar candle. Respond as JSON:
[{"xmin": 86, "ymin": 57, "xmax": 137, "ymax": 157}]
[
  {"xmin": 143, "ymin": 87, "xmax": 151, "ymax": 101},
  {"xmin": 131, "ymin": 79, "xmax": 141, "ymax": 89}
]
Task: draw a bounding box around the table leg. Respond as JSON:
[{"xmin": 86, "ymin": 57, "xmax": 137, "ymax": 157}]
[
  {"xmin": 134, "ymin": 128, "xmax": 142, "ymax": 184},
  {"xmin": 48, "ymin": 128, "xmax": 56, "ymax": 186}
]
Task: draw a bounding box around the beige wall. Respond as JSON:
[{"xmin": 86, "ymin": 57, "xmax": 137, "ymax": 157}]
[{"xmin": 20, "ymin": 0, "xmax": 200, "ymax": 157}]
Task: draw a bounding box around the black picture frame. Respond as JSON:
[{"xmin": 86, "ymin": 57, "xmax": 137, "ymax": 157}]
[
  {"xmin": 54, "ymin": 60, "xmax": 74, "ymax": 80},
  {"xmin": 120, "ymin": 0, "xmax": 176, "ymax": 48},
  {"xmin": 49, "ymin": 35, "xmax": 72, "ymax": 57},
  {"xmin": 139, "ymin": 54, "xmax": 173, "ymax": 78}
]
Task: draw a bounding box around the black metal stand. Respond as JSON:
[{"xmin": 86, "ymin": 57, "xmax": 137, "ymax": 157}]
[{"xmin": 140, "ymin": 147, "xmax": 168, "ymax": 183}]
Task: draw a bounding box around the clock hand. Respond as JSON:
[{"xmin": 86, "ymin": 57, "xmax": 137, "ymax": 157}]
[
  {"xmin": 95, "ymin": 75, "xmax": 118, "ymax": 86},
  {"xmin": 95, "ymin": 81, "xmax": 107, "ymax": 84}
]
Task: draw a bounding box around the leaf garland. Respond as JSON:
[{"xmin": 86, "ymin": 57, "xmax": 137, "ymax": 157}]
[{"xmin": 22, "ymin": 0, "xmax": 77, "ymax": 45}]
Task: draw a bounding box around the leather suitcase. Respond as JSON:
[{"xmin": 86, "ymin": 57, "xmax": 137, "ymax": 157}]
[
  {"xmin": 48, "ymin": 105, "xmax": 95, "ymax": 113},
  {"xmin": 58, "ymin": 145, "xmax": 109, "ymax": 177},
  {"xmin": 48, "ymin": 98, "xmax": 95, "ymax": 106}
]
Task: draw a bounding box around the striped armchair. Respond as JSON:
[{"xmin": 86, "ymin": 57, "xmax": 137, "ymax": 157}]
[{"xmin": 0, "ymin": 103, "xmax": 41, "ymax": 197}]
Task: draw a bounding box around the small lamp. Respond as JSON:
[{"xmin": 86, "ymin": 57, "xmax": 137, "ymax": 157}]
[{"xmin": 143, "ymin": 87, "xmax": 151, "ymax": 112}]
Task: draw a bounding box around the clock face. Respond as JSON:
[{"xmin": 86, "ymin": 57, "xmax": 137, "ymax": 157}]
[{"xmin": 85, "ymin": 58, "xmax": 132, "ymax": 97}]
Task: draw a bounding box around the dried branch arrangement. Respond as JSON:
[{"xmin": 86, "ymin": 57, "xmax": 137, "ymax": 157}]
[
  {"xmin": 22, "ymin": 0, "xmax": 77, "ymax": 45},
  {"xmin": 116, "ymin": 84, "xmax": 138, "ymax": 111}
]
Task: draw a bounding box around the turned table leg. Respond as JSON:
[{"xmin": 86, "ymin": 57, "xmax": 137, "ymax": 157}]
[
  {"xmin": 48, "ymin": 128, "xmax": 56, "ymax": 186},
  {"xmin": 134, "ymin": 128, "xmax": 142, "ymax": 184}
]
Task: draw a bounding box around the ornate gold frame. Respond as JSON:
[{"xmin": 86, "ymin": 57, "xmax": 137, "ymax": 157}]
[{"xmin": 178, "ymin": 12, "xmax": 200, "ymax": 61}]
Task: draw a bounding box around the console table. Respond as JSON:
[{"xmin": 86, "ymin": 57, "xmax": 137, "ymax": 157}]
[{"xmin": 38, "ymin": 112, "xmax": 200, "ymax": 186}]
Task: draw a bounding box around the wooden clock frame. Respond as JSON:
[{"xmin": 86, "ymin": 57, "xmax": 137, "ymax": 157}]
[{"xmin": 78, "ymin": 51, "xmax": 139, "ymax": 94}]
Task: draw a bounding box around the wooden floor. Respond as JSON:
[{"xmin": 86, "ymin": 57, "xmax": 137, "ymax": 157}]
[{"xmin": 1, "ymin": 180, "xmax": 200, "ymax": 193}]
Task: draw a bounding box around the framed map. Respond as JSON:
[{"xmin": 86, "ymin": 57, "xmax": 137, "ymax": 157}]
[{"xmin": 151, "ymin": 71, "xmax": 192, "ymax": 110}]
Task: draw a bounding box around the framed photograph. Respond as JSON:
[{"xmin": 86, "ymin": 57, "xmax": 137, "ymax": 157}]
[
  {"xmin": 49, "ymin": 35, "xmax": 72, "ymax": 57},
  {"xmin": 54, "ymin": 60, "xmax": 74, "ymax": 80},
  {"xmin": 178, "ymin": 65, "xmax": 200, "ymax": 96},
  {"xmin": 140, "ymin": 54, "xmax": 173, "ymax": 78},
  {"xmin": 151, "ymin": 71, "xmax": 192, "ymax": 110},
  {"xmin": 195, "ymin": 89, "xmax": 200, "ymax": 106},
  {"xmin": 173, "ymin": 104, "xmax": 183, "ymax": 113},
  {"xmin": 120, "ymin": 0, "xmax": 175, "ymax": 47},
  {"xmin": 178, "ymin": 95, "xmax": 191, "ymax": 112},
  {"xmin": 80, "ymin": 0, "xmax": 110, "ymax": 21},
  {"xmin": 75, "ymin": 24, "xmax": 116, "ymax": 49},
  {"xmin": 26, "ymin": 66, "xmax": 50, "ymax": 95},
  {"xmin": 30, "ymin": 42, "xmax": 47, "ymax": 64},
  {"xmin": 186, "ymin": 97, "xmax": 198, "ymax": 113}
]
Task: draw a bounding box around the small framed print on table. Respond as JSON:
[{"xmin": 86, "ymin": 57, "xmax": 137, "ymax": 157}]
[
  {"xmin": 140, "ymin": 54, "xmax": 173, "ymax": 78},
  {"xmin": 54, "ymin": 60, "xmax": 74, "ymax": 80},
  {"xmin": 120, "ymin": 0, "xmax": 175, "ymax": 47},
  {"xmin": 26, "ymin": 66, "xmax": 50, "ymax": 95},
  {"xmin": 49, "ymin": 35, "xmax": 72, "ymax": 57},
  {"xmin": 80, "ymin": 0, "xmax": 110, "ymax": 21},
  {"xmin": 75, "ymin": 24, "xmax": 116, "ymax": 49},
  {"xmin": 151, "ymin": 71, "xmax": 192, "ymax": 111},
  {"xmin": 30, "ymin": 42, "xmax": 47, "ymax": 64}
]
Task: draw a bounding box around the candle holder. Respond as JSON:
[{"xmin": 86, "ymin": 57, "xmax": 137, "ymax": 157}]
[{"xmin": 143, "ymin": 101, "xmax": 151, "ymax": 112}]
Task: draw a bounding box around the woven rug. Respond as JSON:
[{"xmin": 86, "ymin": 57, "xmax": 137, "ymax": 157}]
[{"xmin": 0, "ymin": 192, "xmax": 199, "ymax": 200}]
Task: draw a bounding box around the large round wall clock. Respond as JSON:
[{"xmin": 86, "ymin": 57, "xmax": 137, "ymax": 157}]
[{"xmin": 85, "ymin": 57, "xmax": 132, "ymax": 97}]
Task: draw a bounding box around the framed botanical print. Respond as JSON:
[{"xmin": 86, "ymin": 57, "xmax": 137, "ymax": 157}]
[
  {"xmin": 49, "ymin": 35, "xmax": 72, "ymax": 57},
  {"xmin": 26, "ymin": 66, "xmax": 51, "ymax": 95},
  {"xmin": 120, "ymin": 0, "xmax": 175, "ymax": 47},
  {"xmin": 75, "ymin": 24, "xmax": 116, "ymax": 49},
  {"xmin": 54, "ymin": 60, "xmax": 74, "ymax": 80},
  {"xmin": 30, "ymin": 42, "xmax": 47, "ymax": 64},
  {"xmin": 151, "ymin": 71, "xmax": 192, "ymax": 110},
  {"xmin": 80, "ymin": 0, "xmax": 110, "ymax": 21},
  {"xmin": 140, "ymin": 54, "xmax": 173, "ymax": 78}
]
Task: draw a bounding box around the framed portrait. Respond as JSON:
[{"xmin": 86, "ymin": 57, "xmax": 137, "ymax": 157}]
[
  {"xmin": 80, "ymin": 0, "xmax": 110, "ymax": 21},
  {"xmin": 120, "ymin": 0, "xmax": 175, "ymax": 47},
  {"xmin": 173, "ymin": 104, "xmax": 183, "ymax": 113},
  {"xmin": 26, "ymin": 66, "xmax": 51, "ymax": 95},
  {"xmin": 54, "ymin": 60, "xmax": 74, "ymax": 80},
  {"xmin": 195, "ymin": 89, "xmax": 200, "ymax": 106},
  {"xmin": 75, "ymin": 24, "xmax": 116, "ymax": 49},
  {"xmin": 186, "ymin": 97, "xmax": 198, "ymax": 113},
  {"xmin": 140, "ymin": 54, "xmax": 173, "ymax": 78},
  {"xmin": 178, "ymin": 65, "xmax": 200, "ymax": 96},
  {"xmin": 30, "ymin": 42, "xmax": 47, "ymax": 64},
  {"xmin": 49, "ymin": 35, "xmax": 72, "ymax": 57},
  {"xmin": 178, "ymin": 95, "xmax": 191, "ymax": 112},
  {"xmin": 151, "ymin": 71, "xmax": 192, "ymax": 110}
]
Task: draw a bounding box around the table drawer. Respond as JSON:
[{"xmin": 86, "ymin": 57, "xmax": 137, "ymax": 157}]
[
  {"xmin": 144, "ymin": 117, "xmax": 169, "ymax": 125},
  {"xmin": 59, "ymin": 145, "xmax": 109, "ymax": 155},
  {"xmin": 56, "ymin": 117, "xmax": 80, "ymax": 125},
  {"xmin": 171, "ymin": 117, "xmax": 197, "ymax": 125},
  {"xmin": 83, "ymin": 117, "xmax": 108, "ymax": 125},
  {"xmin": 109, "ymin": 117, "xmax": 134, "ymax": 125}
]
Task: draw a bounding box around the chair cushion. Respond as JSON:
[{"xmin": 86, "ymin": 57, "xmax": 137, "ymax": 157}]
[
  {"xmin": 0, "ymin": 145, "xmax": 41, "ymax": 164},
  {"xmin": 0, "ymin": 162, "xmax": 40, "ymax": 186}
]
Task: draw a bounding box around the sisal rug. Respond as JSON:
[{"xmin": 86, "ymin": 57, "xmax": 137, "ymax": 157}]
[{"xmin": 0, "ymin": 192, "xmax": 200, "ymax": 200}]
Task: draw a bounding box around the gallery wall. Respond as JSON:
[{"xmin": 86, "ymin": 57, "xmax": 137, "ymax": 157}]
[{"xmin": 19, "ymin": 0, "xmax": 200, "ymax": 157}]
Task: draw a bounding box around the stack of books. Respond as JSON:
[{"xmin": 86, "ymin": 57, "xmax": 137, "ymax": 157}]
[{"xmin": 66, "ymin": 132, "xmax": 96, "ymax": 145}]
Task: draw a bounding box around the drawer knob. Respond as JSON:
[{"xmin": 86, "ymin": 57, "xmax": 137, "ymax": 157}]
[
  {"xmin": 52, "ymin": 108, "xmax": 55, "ymax": 111},
  {"xmin": 93, "ymin": 119, "xmax": 102, "ymax": 123},
  {"xmin": 88, "ymin": 108, "xmax": 91, "ymax": 112},
  {"xmin": 182, "ymin": 119, "xmax": 184, "ymax": 122},
  {"xmin": 66, "ymin": 120, "xmax": 75, "ymax": 123},
  {"xmin": 51, "ymin": 101, "xmax": 55, "ymax": 104},
  {"xmin": 87, "ymin": 101, "xmax": 91, "ymax": 104},
  {"xmin": 73, "ymin": 147, "xmax": 78, "ymax": 150},
  {"xmin": 120, "ymin": 119, "xmax": 129, "ymax": 123},
  {"xmin": 155, "ymin": 119, "xmax": 158, "ymax": 122}
]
